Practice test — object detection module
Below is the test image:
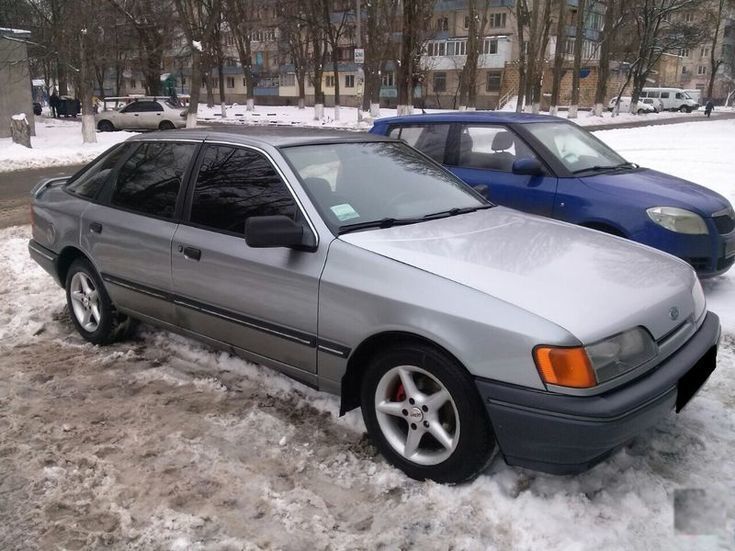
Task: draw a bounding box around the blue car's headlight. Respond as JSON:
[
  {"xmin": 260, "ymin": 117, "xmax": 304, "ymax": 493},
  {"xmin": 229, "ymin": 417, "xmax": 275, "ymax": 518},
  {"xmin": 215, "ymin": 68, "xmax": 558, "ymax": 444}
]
[{"xmin": 647, "ymin": 206, "xmax": 708, "ymax": 234}]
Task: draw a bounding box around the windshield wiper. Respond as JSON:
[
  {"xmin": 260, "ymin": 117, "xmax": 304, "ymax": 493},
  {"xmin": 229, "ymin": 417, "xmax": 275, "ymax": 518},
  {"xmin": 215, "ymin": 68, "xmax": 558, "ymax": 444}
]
[
  {"xmin": 572, "ymin": 162, "xmax": 638, "ymax": 174},
  {"xmin": 338, "ymin": 217, "xmax": 418, "ymax": 234},
  {"xmin": 422, "ymin": 204, "xmax": 494, "ymax": 220}
]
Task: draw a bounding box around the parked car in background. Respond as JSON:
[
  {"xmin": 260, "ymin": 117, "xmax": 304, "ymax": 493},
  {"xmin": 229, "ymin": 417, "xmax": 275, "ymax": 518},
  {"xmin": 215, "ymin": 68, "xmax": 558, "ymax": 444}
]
[
  {"xmin": 608, "ymin": 96, "xmax": 657, "ymax": 114},
  {"xmin": 95, "ymin": 98, "xmax": 186, "ymax": 131},
  {"xmin": 641, "ymin": 88, "xmax": 699, "ymax": 112},
  {"xmin": 28, "ymin": 127, "xmax": 720, "ymax": 483},
  {"xmin": 370, "ymin": 112, "xmax": 735, "ymax": 277}
]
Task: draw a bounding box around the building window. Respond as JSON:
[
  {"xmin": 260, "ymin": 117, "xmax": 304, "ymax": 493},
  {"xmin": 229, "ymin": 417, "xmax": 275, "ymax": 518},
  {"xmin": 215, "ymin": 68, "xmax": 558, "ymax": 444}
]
[
  {"xmin": 700, "ymin": 47, "xmax": 710, "ymax": 57},
  {"xmin": 280, "ymin": 73, "xmax": 295, "ymax": 87},
  {"xmin": 345, "ymin": 74, "xmax": 355, "ymax": 88},
  {"xmin": 588, "ymin": 13, "xmax": 603, "ymax": 31},
  {"xmin": 130, "ymin": 79, "xmax": 136, "ymax": 89},
  {"xmin": 464, "ymin": 16, "xmax": 470, "ymax": 29},
  {"xmin": 697, "ymin": 65, "xmax": 707, "ymax": 75},
  {"xmin": 181, "ymin": 76, "xmax": 186, "ymax": 86},
  {"xmin": 684, "ymin": 12, "xmax": 694, "ymax": 23},
  {"xmin": 489, "ymin": 12, "xmax": 506, "ymax": 28},
  {"xmin": 679, "ymin": 48, "xmax": 689, "ymax": 57},
  {"xmin": 337, "ymin": 47, "xmax": 352, "ymax": 61},
  {"xmin": 226, "ymin": 77, "xmax": 235, "ymax": 88},
  {"xmin": 436, "ymin": 17, "xmax": 448, "ymax": 31},
  {"xmin": 433, "ymin": 72, "xmax": 447, "ymax": 93},
  {"xmin": 381, "ymin": 71, "xmax": 394, "ymax": 87},
  {"xmin": 483, "ymin": 38, "xmax": 498, "ymax": 54},
  {"xmin": 682, "ymin": 66, "xmax": 688, "ymax": 74},
  {"xmin": 486, "ymin": 70, "xmax": 502, "ymax": 92},
  {"xmin": 325, "ymin": 75, "xmax": 335, "ymax": 87}
]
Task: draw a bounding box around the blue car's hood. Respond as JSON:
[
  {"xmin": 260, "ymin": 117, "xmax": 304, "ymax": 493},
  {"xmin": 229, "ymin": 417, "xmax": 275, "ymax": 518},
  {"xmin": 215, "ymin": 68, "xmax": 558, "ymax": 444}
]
[{"xmin": 580, "ymin": 168, "xmax": 731, "ymax": 216}]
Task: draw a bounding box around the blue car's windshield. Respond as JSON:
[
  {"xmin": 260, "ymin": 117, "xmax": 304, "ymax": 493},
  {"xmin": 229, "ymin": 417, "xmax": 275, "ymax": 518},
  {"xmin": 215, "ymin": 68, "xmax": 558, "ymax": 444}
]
[
  {"xmin": 282, "ymin": 141, "xmax": 489, "ymax": 234},
  {"xmin": 524, "ymin": 122, "xmax": 628, "ymax": 174}
]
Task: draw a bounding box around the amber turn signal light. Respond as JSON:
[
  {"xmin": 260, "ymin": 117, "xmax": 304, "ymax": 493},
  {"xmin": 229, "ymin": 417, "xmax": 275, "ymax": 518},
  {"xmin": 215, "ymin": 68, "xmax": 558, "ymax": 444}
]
[{"xmin": 533, "ymin": 346, "xmax": 597, "ymax": 388}]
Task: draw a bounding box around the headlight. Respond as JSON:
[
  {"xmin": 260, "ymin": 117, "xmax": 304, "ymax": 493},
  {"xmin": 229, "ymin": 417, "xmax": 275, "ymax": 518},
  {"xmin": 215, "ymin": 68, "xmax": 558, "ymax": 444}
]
[
  {"xmin": 534, "ymin": 327, "xmax": 658, "ymax": 388},
  {"xmin": 585, "ymin": 327, "xmax": 658, "ymax": 383},
  {"xmin": 692, "ymin": 278, "xmax": 706, "ymax": 318},
  {"xmin": 646, "ymin": 206, "xmax": 708, "ymax": 234}
]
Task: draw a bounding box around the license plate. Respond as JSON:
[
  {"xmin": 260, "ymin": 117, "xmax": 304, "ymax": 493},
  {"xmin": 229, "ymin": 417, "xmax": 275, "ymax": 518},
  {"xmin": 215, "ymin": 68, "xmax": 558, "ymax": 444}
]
[{"xmin": 676, "ymin": 346, "xmax": 717, "ymax": 412}]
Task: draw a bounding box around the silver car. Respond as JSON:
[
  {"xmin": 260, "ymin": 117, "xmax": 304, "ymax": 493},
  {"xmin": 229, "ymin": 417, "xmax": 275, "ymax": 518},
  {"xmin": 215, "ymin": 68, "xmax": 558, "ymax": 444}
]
[
  {"xmin": 28, "ymin": 128, "xmax": 720, "ymax": 483},
  {"xmin": 96, "ymin": 99, "xmax": 186, "ymax": 132}
]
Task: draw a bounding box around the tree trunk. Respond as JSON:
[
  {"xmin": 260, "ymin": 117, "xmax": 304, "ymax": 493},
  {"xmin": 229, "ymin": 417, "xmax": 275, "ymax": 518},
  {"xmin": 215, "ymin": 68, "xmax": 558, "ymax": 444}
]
[
  {"xmin": 593, "ymin": 0, "xmax": 616, "ymax": 116},
  {"xmin": 187, "ymin": 47, "xmax": 202, "ymax": 128},
  {"xmin": 397, "ymin": 0, "xmax": 415, "ymax": 115},
  {"xmin": 515, "ymin": 1, "xmax": 527, "ymax": 112},
  {"xmin": 79, "ymin": 31, "xmax": 97, "ymax": 143},
  {"xmin": 569, "ymin": 0, "xmax": 586, "ymax": 118},
  {"xmin": 550, "ymin": 0, "xmax": 567, "ymax": 115},
  {"xmin": 707, "ymin": 0, "xmax": 724, "ymax": 99},
  {"xmin": 218, "ymin": 63, "xmax": 227, "ymax": 117}
]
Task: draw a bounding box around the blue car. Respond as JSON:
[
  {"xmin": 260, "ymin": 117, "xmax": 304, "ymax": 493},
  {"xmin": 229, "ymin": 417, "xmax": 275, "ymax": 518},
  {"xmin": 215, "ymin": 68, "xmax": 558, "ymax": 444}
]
[{"xmin": 370, "ymin": 112, "xmax": 735, "ymax": 278}]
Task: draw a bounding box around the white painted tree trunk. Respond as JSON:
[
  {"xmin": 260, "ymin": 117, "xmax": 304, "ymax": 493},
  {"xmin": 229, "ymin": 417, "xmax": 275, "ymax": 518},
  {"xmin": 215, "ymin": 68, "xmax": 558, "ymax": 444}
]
[
  {"xmin": 549, "ymin": 105, "xmax": 558, "ymax": 116},
  {"xmin": 334, "ymin": 105, "xmax": 340, "ymax": 121},
  {"xmin": 314, "ymin": 103, "xmax": 324, "ymax": 120},
  {"xmin": 568, "ymin": 105, "xmax": 579, "ymax": 119},
  {"xmin": 630, "ymin": 101, "xmax": 638, "ymax": 114},
  {"xmin": 593, "ymin": 103, "xmax": 603, "ymax": 116},
  {"xmin": 298, "ymin": 98, "xmax": 305, "ymax": 110},
  {"xmin": 465, "ymin": 106, "xmax": 476, "ymax": 111},
  {"xmin": 246, "ymin": 98, "xmax": 255, "ymax": 111},
  {"xmin": 459, "ymin": 105, "xmax": 467, "ymax": 111},
  {"xmin": 81, "ymin": 114, "xmax": 97, "ymax": 143},
  {"xmin": 220, "ymin": 102, "xmax": 227, "ymax": 118},
  {"xmin": 397, "ymin": 104, "xmax": 413, "ymax": 116},
  {"xmin": 370, "ymin": 102, "xmax": 380, "ymax": 117},
  {"xmin": 186, "ymin": 112, "xmax": 197, "ymax": 128},
  {"xmin": 532, "ymin": 102, "xmax": 540, "ymax": 114}
]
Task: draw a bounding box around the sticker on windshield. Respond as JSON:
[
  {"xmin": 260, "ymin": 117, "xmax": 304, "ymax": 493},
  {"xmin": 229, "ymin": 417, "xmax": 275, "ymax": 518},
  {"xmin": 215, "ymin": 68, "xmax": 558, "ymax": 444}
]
[{"xmin": 330, "ymin": 203, "xmax": 360, "ymax": 221}]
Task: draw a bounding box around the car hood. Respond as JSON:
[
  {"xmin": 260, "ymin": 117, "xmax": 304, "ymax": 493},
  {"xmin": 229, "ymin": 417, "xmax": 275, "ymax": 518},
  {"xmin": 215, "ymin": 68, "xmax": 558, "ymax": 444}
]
[
  {"xmin": 580, "ymin": 168, "xmax": 731, "ymax": 215},
  {"xmin": 340, "ymin": 208, "xmax": 699, "ymax": 343}
]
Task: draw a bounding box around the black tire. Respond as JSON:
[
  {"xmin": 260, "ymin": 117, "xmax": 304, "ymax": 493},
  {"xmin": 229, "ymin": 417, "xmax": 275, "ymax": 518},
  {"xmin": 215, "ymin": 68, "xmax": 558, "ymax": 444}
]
[
  {"xmin": 679, "ymin": 105, "xmax": 691, "ymax": 113},
  {"xmin": 97, "ymin": 120, "xmax": 115, "ymax": 132},
  {"xmin": 637, "ymin": 109, "xmax": 646, "ymax": 115},
  {"xmin": 159, "ymin": 120, "xmax": 175, "ymax": 130},
  {"xmin": 360, "ymin": 342, "xmax": 496, "ymax": 483},
  {"xmin": 64, "ymin": 258, "xmax": 130, "ymax": 345}
]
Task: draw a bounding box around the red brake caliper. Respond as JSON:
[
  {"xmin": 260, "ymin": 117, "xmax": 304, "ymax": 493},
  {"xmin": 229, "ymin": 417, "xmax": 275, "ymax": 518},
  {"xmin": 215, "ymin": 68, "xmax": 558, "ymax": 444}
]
[{"xmin": 395, "ymin": 383, "xmax": 406, "ymax": 402}]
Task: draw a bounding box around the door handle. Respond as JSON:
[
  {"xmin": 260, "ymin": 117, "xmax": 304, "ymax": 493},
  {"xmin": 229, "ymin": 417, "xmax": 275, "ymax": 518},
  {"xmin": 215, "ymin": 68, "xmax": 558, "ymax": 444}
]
[
  {"xmin": 89, "ymin": 222, "xmax": 102, "ymax": 234},
  {"xmin": 182, "ymin": 246, "xmax": 201, "ymax": 261}
]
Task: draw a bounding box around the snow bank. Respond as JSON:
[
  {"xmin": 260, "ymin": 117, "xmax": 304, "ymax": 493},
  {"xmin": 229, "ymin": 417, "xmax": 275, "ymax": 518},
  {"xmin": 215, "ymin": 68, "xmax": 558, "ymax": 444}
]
[{"xmin": 0, "ymin": 117, "xmax": 136, "ymax": 172}]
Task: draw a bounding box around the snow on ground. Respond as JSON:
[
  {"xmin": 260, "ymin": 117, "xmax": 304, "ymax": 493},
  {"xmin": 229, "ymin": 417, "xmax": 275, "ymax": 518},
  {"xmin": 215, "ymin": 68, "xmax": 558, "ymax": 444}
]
[
  {"xmin": 595, "ymin": 119, "xmax": 735, "ymax": 330},
  {"xmin": 0, "ymin": 117, "xmax": 136, "ymax": 172}
]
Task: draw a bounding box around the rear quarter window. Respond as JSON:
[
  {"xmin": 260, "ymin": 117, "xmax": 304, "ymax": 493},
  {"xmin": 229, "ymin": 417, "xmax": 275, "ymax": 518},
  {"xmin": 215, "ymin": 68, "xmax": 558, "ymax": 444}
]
[{"xmin": 65, "ymin": 143, "xmax": 132, "ymax": 199}]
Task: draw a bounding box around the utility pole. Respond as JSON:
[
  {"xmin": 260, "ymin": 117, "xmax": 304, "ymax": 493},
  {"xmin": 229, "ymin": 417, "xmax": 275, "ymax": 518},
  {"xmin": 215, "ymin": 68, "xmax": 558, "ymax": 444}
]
[{"xmin": 356, "ymin": 0, "xmax": 363, "ymax": 122}]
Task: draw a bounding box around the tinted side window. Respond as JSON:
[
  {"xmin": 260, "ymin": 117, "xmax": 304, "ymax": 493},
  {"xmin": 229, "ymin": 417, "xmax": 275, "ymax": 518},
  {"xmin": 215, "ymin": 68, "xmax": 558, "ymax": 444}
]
[
  {"xmin": 111, "ymin": 142, "xmax": 195, "ymax": 218},
  {"xmin": 190, "ymin": 145, "xmax": 296, "ymax": 236},
  {"xmin": 121, "ymin": 102, "xmax": 143, "ymax": 113},
  {"xmin": 66, "ymin": 143, "xmax": 132, "ymax": 199},
  {"xmin": 660, "ymin": 92, "xmax": 670, "ymax": 99},
  {"xmin": 456, "ymin": 125, "xmax": 538, "ymax": 172}
]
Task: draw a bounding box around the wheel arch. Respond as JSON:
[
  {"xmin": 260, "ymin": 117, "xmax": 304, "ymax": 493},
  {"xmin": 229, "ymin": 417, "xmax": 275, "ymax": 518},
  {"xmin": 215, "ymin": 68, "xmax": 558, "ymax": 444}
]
[
  {"xmin": 56, "ymin": 245, "xmax": 93, "ymax": 285},
  {"xmin": 339, "ymin": 330, "xmax": 471, "ymax": 416}
]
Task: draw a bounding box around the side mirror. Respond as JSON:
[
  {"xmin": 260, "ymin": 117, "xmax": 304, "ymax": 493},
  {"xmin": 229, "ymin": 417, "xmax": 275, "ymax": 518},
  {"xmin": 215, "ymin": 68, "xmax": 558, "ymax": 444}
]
[
  {"xmin": 512, "ymin": 158, "xmax": 543, "ymax": 176},
  {"xmin": 245, "ymin": 215, "xmax": 306, "ymax": 249}
]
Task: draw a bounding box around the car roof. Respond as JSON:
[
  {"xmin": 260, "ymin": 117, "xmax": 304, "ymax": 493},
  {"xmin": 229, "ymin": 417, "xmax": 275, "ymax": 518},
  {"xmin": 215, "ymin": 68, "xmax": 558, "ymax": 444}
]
[
  {"xmin": 373, "ymin": 111, "xmax": 563, "ymax": 126},
  {"xmin": 128, "ymin": 125, "xmax": 397, "ymax": 147}
]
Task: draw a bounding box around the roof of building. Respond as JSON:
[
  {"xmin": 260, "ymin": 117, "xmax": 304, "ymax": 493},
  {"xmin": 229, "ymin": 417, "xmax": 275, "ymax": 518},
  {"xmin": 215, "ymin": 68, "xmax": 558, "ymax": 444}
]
[
  {"xmin": 373, "ymin": 111, "xmax": 563, "ymax": 126},
  {"xmin": 131, "ymin": 125, "xmax": 395, "ymax": 147}
]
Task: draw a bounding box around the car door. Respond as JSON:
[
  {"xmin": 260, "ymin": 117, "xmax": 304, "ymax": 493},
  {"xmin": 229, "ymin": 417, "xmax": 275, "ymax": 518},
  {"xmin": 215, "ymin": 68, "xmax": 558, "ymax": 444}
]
[
  {"xmin": 171, "ymin": 143, "xmax": 325, "ymax": 379},
  {"xmin": 139, "ymin": 101, "xmax": 165, "ymax": 129},
  {"xmin": 116, "ymin": 102, "xmax": 147, "ymax": 129},
  {"xmin": 81, "ymin": 140, "xmax": 199, "ymax": 324},
  {"xmin": 445, "ymin": 124, "xmax": 558, "ymax": 216}
]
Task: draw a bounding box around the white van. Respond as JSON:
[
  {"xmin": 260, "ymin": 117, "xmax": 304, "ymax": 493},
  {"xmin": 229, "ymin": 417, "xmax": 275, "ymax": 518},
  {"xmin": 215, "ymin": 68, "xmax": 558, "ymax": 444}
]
[
  {"xmin": 640, "ymin": 88, "xmax": 699, "ymax": 112},
  {"xmin": 684, "ymin": 89, "xmax": 702, "ymax": 106}
]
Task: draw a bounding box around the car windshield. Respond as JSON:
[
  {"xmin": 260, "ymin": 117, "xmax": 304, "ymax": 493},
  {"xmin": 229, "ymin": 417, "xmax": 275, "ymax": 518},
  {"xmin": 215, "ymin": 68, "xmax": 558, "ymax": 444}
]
[
  {"xmin": 281, "ymin": 141, "xmax": 489, "ymax": 234},
  {"xmin": 524, "ymin": 122, "xmax": 628, "ymax": 174}
]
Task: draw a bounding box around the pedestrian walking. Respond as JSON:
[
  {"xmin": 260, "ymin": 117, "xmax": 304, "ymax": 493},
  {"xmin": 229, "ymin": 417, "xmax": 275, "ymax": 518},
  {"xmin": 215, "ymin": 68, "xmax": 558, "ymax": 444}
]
[
  {"xmin": 705, "ymin": 99, "xmax": 714, "ymax": 118},
  {"xmin": 49, "ymin": 91, "xmax": 59, "ymax": 118}
]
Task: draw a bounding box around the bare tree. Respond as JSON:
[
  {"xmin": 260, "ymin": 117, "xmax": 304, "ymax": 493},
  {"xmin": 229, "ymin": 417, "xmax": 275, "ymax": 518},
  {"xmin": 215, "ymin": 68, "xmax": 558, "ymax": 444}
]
[
  {"xmin": 549, "ymin": 0, "xmax": 568, "ymax": 115},
  {"xmin": 173, "ymin": 0, "xmax": 222, "ymax": 127},
  {"xmin": 277, "ymin": 0, "xmax": 311, "ymax": 109},
  {"xmin": 226, "ymin": 0, "xmax": 257, "ymax": 110},
  {"xmin": 705, "ymin": 0, "xmax": 732, "ymax": 99},
  {"xmin": 593, "ymin": 0, "xmax": 625, "ymax": 115},
  {"xmin": 397, "ymin": 0, "xmax": 434, "ymax": 115},
  {"xmin": 458, "ymin": 0, "xmax": 492, "ymax": 110},
  {"xmin": 362, "ymin": 0, "xmax": 398, "ymax": 115},
  {"xmin": 302, "ymin": 0, "xmax": 329, "ymax": 119},
  {"xmin": 320, "ymin": 0, "xmax": 351, "ymax": 120},
  {"xmin": 568, "ymin": 0, "xmax": 587, "ymax": 118},
  {"xmin": 107, "ymin": 0, "xmax": 174, "ymax": 95}
]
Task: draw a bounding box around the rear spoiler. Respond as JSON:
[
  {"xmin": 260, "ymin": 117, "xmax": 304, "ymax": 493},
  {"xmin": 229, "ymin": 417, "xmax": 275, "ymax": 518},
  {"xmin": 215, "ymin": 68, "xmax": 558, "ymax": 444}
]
[{"xmin": 31, "ymin": 176, "xmax": 70, "ymax": 198}]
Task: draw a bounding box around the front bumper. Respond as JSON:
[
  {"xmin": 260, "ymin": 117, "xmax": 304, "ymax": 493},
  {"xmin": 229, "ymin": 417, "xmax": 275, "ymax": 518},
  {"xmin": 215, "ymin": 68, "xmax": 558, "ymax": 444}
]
[{"xmin": 476, "ymin": 311, "xmax": 720, "ymax": 474}]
